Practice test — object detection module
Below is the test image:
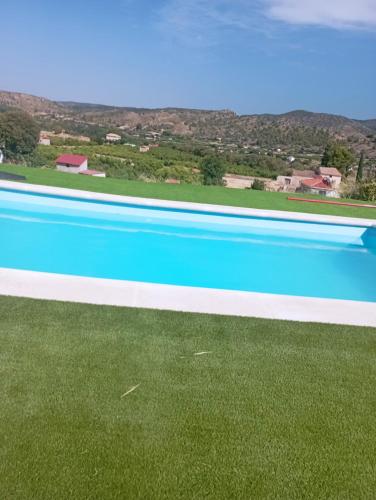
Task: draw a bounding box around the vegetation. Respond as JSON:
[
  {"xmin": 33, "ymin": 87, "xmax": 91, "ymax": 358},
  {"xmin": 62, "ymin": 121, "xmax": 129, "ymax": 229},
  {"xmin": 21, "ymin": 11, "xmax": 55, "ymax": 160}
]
[
  {"xmin": 200, "ymin": 156, "xmax": 226, "ymax": 185},
  {"xmin": 356, "ymin": 152, "xmax": 365, "ymax": 182},
  {"xmin": 1, "ymin": 296, "xmax": 376, "ymax": 499},
  {"xmin": 251, "ymin": 178, "xmax": 265, "ymax": 190},
  {"xmin": 2, "ymin": 91, "xmax": 375, "ymax": 163},
  {"xmin": 3, "ymin": 165, "xmax": 376, "ymax": 219},
  {"xmin": 355, "ymin": 181, "xmax": 376, "ymax": 202},
  {"xmin": 0, "ymin": 110, "xmax": 40, "ymax": 160},
  {"xmin": 321, "ymin": 142, "xmax": 355, "ymax": 176}
]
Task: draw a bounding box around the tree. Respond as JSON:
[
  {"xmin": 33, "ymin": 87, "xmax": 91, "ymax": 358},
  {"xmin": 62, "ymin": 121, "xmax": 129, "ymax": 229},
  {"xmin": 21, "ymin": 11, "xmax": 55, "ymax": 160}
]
[
  {"xmin": 200, "ymin": 156, "xmax": 226, "ymax": 185},
  {"xmin": 356, "ymin": 152, "xmax": 365, "ymax": 183},
  {"xmin": 0, "ymin": 110, "xmax": 40, "ymax": 161},
  {"xmin": 356, "ymin": 181, "xmax": 376, "ymax": 202},
  {"xmin": 321, "ymin": 142, "xmax": 355, "ymax": 176},
  {"xmin": 251, "ymin": 179, "xmax": 265, "ymax": 190}
]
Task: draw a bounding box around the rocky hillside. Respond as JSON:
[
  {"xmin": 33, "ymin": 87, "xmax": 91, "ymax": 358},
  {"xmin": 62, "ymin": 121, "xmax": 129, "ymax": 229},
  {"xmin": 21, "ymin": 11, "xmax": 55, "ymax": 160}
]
[
  {"xmin": 0, "ymin": 90, "xmax": 62, "ymax": 115},
  {"xmin": 1, "ymin": 90, "xmax": 375, "ymax": 152}
]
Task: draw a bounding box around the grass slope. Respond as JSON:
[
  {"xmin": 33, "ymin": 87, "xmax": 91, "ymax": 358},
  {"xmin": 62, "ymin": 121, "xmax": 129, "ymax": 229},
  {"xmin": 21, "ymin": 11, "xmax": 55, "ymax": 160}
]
[
  {"xmin": 2, "ymin": 164, "xmax": 376, "ymax": 219},
  {"xmin": 1, "ymin": 296, "xmax": 376, "ymax": 499}
]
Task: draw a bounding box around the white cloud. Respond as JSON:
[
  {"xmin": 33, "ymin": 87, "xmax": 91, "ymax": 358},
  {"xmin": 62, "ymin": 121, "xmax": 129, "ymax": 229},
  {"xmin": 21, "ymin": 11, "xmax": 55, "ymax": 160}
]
[
  {"xmin": 265, "ymin": 0, "xmax": 376, "ymax": 29},
  {"xmin": 158, "ymin": 0, "xmax": 271, "ymax": 46},
  {"xmin": 157, "ymin": 0, "xmax": 376, "ymax": 46}
]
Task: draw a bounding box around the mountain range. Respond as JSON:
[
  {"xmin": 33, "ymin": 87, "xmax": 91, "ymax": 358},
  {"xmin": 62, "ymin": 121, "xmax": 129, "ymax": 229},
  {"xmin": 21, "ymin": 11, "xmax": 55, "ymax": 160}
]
[{"xmin": 1, "ymin": 90, "xmax": 375, "ymax": 156}]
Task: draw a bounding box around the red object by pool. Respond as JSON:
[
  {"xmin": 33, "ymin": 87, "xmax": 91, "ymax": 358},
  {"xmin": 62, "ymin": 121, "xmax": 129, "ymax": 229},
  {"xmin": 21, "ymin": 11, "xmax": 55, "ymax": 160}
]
[{"xmin": 287, "ymin": 197, "xmax": 376, "ymax": 209}]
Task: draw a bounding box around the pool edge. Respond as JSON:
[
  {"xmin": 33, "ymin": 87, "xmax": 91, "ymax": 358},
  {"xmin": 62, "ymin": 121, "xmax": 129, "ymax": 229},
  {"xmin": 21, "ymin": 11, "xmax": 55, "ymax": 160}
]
[
  {"xmin": 1, "ymin": 180, "xmax": 375, "ymax": 227},
  {"xmin": 1, "ymin": 268, "xmax": 375, "ymax": 327}
]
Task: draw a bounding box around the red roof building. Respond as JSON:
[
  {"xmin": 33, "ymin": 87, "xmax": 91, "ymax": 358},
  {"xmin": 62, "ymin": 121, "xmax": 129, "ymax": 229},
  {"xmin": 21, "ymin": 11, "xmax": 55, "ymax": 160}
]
[
  {"xmin": 56, "ymin": 154, "xmax": 88, "ymax": 174},
  {"xmin": 300, "ymin": 176, "xmax": 338, "ymax": 197},
  {"xmin": 301, "ymin": 176, "xmax": 333, "ymax": 191},
  {"xmin": 56, "ymin": 154, "xmax": 88, "ymax": 167}
]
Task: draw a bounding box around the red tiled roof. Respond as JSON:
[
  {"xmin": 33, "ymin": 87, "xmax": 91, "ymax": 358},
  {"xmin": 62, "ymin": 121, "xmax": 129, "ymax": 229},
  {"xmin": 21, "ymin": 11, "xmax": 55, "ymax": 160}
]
[
  {"xmin": 301, "ymin": 176, "xmax": 333, "ymax": 191},
  {"xmin": 56, "ymin": 154, "xmax": 88, "ymax": 166}
]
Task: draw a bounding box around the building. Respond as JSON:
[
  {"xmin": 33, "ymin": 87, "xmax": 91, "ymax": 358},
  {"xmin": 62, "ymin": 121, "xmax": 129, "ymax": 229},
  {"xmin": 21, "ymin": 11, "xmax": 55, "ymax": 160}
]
[
  {"xmin": 287, "ymin": 155, "xmax": 296, "ymax": 164},
  {"xmin": 106, "ymin": 133, "xmax": 122, "ymax": 143},
  {"xmin": 39, "ymin": 137, "xmax": 51, "ymax": 146},
  {"xmin": 139, "ymin": 145, "xmax": 150, "ymax": 153},
  {"xmin": 277, "ymin": 170, "xmax": 315, "ymax": 191},
  {"xmin": 38, "ymin": 133, "xmax": 51, "ymax": 146},
  {"xmin": 56, "ymin": 154, "xmax": 88, "ymax": 173},
  {"xmin": 318, "ymin": 167, "xmax": 342, "ymax": 189},
  {"xmin": 299, "ymin": 176, "xmax": 339, "ymax": 198},
  {"xmin": 0, "ymin": 149, "xmax": 4, "ymax": 164},
  {"xmin": 80, "ymin": 170, "xmax": 106, "ymax": 178}
]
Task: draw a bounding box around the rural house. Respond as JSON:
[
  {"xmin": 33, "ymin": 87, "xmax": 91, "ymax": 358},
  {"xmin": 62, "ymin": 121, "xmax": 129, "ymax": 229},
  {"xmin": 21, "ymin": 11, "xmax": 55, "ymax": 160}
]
[
  {"xmin": 56, "ymin": 154, "xmax": 88, "ymax": 173},
  {"xmin": 318, "ymin": 167, "xmax": 342, "ymax": 189},
  {"xmin": 299, "ymin": 176, "xmax": 339, "ymax": 197},
  {"xmin": 106, "ymin": 133, "xmax": 121, "ymax": 143},
  {"xmin": 38, "ymin": 133, "xmax": 51, "ymax": 146},
  {"xmin": 277, "ymin": 170, "xmax": 315, "ymax": 191}
]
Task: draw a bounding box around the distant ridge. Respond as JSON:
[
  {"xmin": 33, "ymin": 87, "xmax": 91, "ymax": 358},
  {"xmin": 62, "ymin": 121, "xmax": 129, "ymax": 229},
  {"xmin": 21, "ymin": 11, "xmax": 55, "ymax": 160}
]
[{"xmin": 1, "ymin": 90, "xmax": 375, "ymax": 156}]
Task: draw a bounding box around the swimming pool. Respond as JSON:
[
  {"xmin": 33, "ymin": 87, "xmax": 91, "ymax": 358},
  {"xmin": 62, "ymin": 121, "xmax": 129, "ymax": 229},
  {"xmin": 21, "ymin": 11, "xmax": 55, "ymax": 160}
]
[{"xmin": 1, "ymin": 185, "xmax": 375, "ymax": 304}]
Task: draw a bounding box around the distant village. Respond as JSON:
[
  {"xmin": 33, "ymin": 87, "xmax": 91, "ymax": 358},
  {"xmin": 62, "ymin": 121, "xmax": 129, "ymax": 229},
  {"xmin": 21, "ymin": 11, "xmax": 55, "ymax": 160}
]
[
  {"xmin": 37, "ymin": 127, "xmax": 345, "ymax": 198},
  {"xmin": 38, "ymin": 125, "xmax": 342, "ymax": 195}
]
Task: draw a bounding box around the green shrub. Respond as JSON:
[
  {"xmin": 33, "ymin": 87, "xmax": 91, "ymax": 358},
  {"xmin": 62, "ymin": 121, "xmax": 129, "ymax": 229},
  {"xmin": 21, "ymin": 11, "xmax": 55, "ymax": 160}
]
[
  {"xmin": 251, "ymin": 179, "xmax": 265, "ymax": 191},
  {"xmin": 200, "ymin": 156, "xmax": 226, "ymax": 185},
  {"xmin": 0, "ymin": 110, "xmax": 40, "ymax": 161},
  {"xmin": 355, "ymin": 181, "xmax": 376, "ymax": 202}
]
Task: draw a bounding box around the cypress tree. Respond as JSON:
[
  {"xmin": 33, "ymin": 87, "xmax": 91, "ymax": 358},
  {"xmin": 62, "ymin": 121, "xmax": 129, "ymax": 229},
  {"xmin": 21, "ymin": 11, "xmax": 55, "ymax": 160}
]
[{"xmin": 356, "ymin": 152, "xmax": 365, "ymax": 183}]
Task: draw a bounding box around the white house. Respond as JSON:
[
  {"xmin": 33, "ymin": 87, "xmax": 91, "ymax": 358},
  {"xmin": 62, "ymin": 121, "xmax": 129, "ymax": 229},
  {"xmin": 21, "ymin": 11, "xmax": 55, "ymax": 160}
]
[
  {"xmin": 106, "ymin": 133, "xmax": 121, "ymax": 143},
  {"xmin": 139, "ymin": 145, "xmax": 150, "ymax": 153},
  {"xmin": 56, "ymin": 154, "xmax": 88, "ymax": 173},
  {"xmin": 39, "ymin": 137, "xmax": 51, "ymax": 146},
  {"xmin": 39, "ymin": 133, "xmax": 51, "ymax": 146}
]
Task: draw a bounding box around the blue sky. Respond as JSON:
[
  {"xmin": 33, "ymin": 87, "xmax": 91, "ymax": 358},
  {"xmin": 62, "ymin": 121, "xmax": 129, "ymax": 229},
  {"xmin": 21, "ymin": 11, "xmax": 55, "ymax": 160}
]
[{"xmin": 1, "ymin": 0, "xmax": 375, "ymax": 118}]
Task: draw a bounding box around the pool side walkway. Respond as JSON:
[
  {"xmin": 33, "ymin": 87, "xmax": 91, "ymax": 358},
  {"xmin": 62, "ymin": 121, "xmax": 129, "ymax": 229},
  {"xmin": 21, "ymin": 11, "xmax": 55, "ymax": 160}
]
[{"xmin": 1, "ymin": 268, "xmax": 375, "ymax": 327}]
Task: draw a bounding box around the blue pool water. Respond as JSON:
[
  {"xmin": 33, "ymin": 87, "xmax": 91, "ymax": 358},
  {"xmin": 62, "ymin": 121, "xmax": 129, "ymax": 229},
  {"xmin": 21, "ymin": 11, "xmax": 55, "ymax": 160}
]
[{"xmin": 0, "ymin": 188, "xmax": 375, "ymax": 302}]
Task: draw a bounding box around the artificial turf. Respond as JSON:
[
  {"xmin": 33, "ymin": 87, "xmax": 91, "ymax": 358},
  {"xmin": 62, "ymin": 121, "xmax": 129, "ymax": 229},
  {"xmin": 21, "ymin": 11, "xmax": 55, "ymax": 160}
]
[
  {"xmin": 2, "ymin": 164, "xmax": 376, "ymax": 220},
  {"xmin": 1, "ymin": 296, "xmax": 376, "ymax": 499}
]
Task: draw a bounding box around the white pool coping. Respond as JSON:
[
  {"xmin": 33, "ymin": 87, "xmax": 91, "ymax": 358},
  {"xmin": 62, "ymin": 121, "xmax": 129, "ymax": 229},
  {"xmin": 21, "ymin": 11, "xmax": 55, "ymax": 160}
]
[
  {"xmin": 1, "ymin": 179, "xmax": 375, "ymax": 227},
  {"xmin": 0, "ymin": 180, "xmax": 375, "ymax": 327}
]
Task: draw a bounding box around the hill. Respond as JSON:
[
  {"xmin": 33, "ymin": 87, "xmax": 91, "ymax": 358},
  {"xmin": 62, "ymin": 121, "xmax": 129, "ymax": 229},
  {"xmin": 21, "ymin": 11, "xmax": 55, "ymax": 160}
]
[{"xmin": 1, "ymin": 90, "xmax": 375, "ymax": 155}]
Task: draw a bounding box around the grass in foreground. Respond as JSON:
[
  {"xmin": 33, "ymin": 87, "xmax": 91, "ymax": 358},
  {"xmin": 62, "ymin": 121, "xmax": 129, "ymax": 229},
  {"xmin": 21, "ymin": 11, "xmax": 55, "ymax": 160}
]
[
  {"xmin": 2, "ymin": 164, "xmax": 376, "ymax": 220},
  {"xmin": 1, "ymin": 296, "xmax": 376, "ymax": 499}
]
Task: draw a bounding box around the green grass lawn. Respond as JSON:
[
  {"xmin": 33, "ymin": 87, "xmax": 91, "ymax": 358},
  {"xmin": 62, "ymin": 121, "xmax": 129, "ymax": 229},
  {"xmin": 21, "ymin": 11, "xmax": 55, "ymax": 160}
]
[
  {"xmin": 2, "ymin": 164, "xmax": 376, "ymax": 220},
  {"xmin": 1, "ymin": 296, "xmax": 376, "ymax": 499}
]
